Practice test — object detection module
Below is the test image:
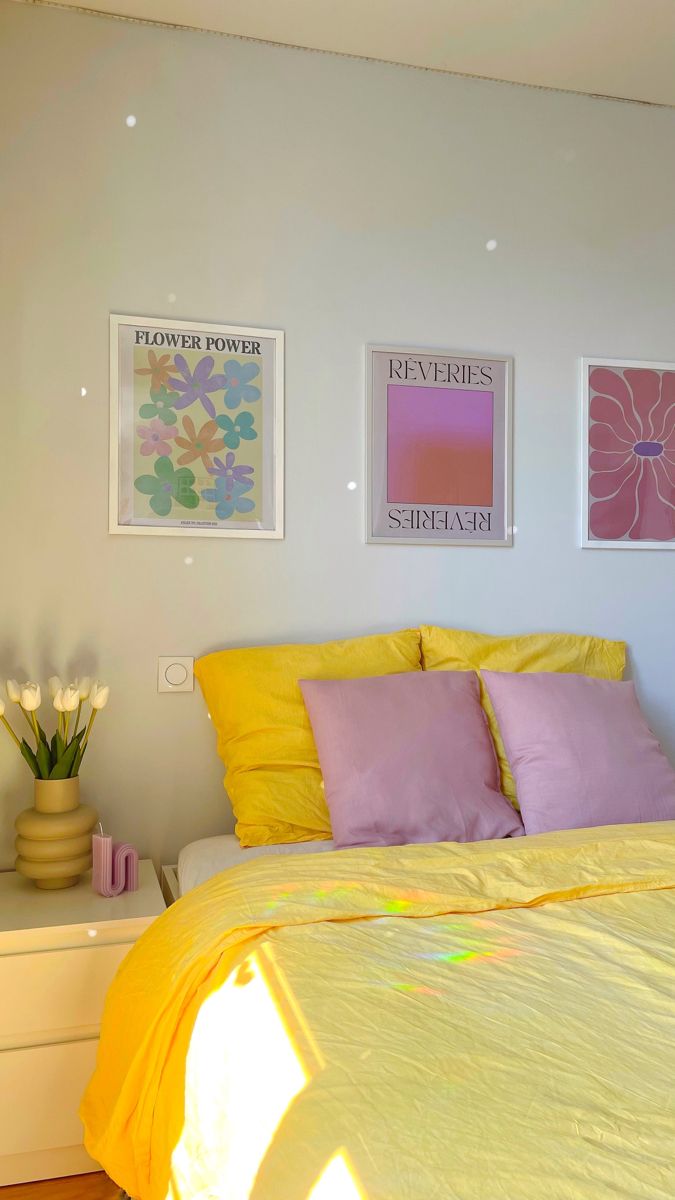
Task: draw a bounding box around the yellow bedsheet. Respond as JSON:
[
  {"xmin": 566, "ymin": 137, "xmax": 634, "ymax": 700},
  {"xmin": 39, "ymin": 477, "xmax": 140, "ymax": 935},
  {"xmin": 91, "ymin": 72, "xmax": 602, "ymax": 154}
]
[{"xmin": 82, "ymin": 824, "xmax": 675, "ymax": 1200}]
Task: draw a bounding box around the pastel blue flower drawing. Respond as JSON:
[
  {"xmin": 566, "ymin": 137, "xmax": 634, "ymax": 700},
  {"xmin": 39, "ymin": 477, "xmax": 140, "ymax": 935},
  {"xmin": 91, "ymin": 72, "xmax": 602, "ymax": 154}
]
[
  {"xmin": 201, "ymin": 475, "xmax": 255, "ymax": 520},
  {"xmin": 215, "ymin": 410, "xmax": 258, "ymax": 449},
  {"xmin": 222, "ymin": 359, "xmax": 261, "ymax": 409}
]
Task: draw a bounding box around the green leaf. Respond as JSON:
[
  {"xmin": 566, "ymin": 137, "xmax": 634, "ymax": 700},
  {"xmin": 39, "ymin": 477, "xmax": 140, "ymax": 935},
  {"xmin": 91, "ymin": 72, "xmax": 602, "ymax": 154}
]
[
  {"xmin": 155, "ymin": 455, "xmax": 174, "ymax": 480},
  {"xmin": 20, "ymin": 739, "xmax": 40, "ymax": 778},
  {"xmin": 135, "ymin": 475, "xmax": 158, "ymax": 495},
  {"xmin": 176, "ymin": 488, "xmax": 199, "ymax": 510},
  {"xmin": 49, "ymin": 729, "xmax": 85, "ymax": 780},
  {"xmin": 50, "ymin": 732, "xmax": 58, "ymax": 766},
  {"xmin": 174, "ymin": 466, "xmax": 196, "ymax": 486},
  {"xmin": 68, "ymin": 728, "xmax": 87, "ymax": 778},
  {"xmin": 36, "ymin": 738, "xmax": 51, "ymax": 780},
  {"xmin": 150, "ymin": 491, "xmax": 172, "ymax": 517}
]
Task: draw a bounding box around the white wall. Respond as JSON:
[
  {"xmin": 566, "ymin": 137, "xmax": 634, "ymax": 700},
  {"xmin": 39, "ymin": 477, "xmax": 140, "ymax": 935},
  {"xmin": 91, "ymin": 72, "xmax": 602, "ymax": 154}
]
[{"xmin": 2, "ymin": 1, "xmax": 675, "ymax": 869}]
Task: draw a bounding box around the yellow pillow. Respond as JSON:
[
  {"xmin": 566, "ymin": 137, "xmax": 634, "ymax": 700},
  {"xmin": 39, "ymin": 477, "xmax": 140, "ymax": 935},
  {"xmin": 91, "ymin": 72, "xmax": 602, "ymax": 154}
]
[
  {"xmin": 195, "ymin": 630, "xmax": 422, "ymax": 846},
  {"xmin": 421, "ymin": 626, "xmax": 626, "ymax": 805}
]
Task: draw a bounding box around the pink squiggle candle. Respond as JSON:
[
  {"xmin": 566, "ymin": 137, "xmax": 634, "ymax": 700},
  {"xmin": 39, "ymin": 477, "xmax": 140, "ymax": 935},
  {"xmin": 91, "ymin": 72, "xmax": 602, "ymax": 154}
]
[{"xmin": 92, "ymin": 833, "xmax": 139, "ymax": 896}]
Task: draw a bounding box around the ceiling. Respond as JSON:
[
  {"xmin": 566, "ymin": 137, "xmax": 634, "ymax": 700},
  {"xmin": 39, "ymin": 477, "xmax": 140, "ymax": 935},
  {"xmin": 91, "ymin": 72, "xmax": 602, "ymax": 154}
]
[{"xmin": 17, "ymin": 0, "xmax": 675, "ymax": 107}]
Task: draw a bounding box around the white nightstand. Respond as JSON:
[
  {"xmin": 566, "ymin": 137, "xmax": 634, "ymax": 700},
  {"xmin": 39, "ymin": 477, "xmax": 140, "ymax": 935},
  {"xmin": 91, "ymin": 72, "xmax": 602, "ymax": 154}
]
[{"xmin": 0, "ymin": 860, "xmax": 165, "ymax": 1186}]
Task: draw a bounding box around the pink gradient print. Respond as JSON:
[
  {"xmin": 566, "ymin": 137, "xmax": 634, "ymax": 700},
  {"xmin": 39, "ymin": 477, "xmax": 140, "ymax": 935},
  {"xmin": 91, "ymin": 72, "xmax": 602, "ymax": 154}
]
[
  {"xmin": 387, "ymin": 385, "xmax": 494, "ymax": 506},
  {"xmin": 588, "ymin": 367, "xmax": 675, "ymax": 541}
]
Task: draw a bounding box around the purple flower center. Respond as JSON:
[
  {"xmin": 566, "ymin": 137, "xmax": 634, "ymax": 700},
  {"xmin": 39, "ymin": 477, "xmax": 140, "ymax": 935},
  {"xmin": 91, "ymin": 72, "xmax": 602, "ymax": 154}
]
[
  {"xmin": 162, "ymin": 482, "xmax": 173, "ymax": 492},
  {"xmin": 634, "ymin": 441, "xmax": 663, "ymax": 457}
]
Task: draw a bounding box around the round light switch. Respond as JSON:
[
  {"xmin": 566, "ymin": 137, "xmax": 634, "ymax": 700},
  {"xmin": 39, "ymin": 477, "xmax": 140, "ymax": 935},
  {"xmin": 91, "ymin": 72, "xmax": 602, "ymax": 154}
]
[{"xmin": 165, "ymin": 661, "xmax": 189, "ymax": 688}]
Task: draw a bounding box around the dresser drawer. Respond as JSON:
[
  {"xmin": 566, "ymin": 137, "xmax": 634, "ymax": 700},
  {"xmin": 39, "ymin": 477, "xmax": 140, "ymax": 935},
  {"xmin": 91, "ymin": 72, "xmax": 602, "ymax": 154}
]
[
  {"xmin": 0, "ymin": 941, "xmax": 132, "ymax": 1048},
  {"xmin": 0, "ymin": 1038, "xmax": 99, "ymax": 1158}
]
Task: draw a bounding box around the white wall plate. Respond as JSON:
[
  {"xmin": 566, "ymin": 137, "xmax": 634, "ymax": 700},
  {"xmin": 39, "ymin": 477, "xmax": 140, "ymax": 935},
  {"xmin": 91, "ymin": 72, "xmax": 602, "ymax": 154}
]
[{"xmin": 157, "ymin": 657, "xmax": 194, "ymax": 693}]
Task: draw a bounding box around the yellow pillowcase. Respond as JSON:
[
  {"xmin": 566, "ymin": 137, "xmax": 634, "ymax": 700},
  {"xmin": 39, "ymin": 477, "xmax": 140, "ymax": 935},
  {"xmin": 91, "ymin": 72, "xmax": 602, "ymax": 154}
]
[
  {"xmin": 195, "ymin": 630, "xmax": 422, "ymax": 846},
  {"xmin": 421, "ymin": 626, "xmax": 626, "ymax": 805}
]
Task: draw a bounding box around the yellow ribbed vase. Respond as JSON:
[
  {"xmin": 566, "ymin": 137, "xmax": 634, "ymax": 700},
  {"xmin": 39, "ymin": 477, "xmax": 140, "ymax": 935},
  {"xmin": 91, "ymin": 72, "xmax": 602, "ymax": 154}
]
[{"xmin": 15, "ymin": 777, "xmax": 98, "ymax": 889}]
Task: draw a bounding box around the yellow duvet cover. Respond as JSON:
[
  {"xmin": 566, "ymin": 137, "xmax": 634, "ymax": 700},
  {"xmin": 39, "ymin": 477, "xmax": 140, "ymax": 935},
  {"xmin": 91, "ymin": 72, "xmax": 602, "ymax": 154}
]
[{"xmin": 82, "ymin": 824, "xmax": 675, "ymax": 1200}]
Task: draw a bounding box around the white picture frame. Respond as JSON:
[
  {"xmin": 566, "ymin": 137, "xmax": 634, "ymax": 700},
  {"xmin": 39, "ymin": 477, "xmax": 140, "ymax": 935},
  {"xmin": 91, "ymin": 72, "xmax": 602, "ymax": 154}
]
[
  {"xmin": 581, "ymin": 356, "xmax": 675, "ymax": 550},
  {"xmin": 110, "ymin": 313, "xmax": 284, "ymax": 539},
  {"xmin": 366, "ymin": 344, "xmax": 513, "ymax": 546}
]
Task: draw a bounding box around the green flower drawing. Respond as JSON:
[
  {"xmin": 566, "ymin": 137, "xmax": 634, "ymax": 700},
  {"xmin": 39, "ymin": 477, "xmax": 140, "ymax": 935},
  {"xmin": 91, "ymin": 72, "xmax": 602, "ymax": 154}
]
[
  {"xmin": 138, "ymin": 386, "xmax": 180, "ymax": 426},
  {"xmin": 215, "ymin": 410, "xmax": 258, "ymax": 450},
  {"xmin": 134, "ymin": 456, "xmax": 199, "ymax": 517}
]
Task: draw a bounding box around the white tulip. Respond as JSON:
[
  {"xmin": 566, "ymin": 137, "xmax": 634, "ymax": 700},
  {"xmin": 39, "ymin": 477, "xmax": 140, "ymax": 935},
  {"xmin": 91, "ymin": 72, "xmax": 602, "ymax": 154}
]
[
  {"xmin": 77, "ymin": 676, "xmax": 92, "ymax": 701},
  {"xmin": 90, "ymin": 682, "xmax": 110, "ymax": 710},
  {"xmin": 6, "ymin": 679, "xmax": 21, "ymax": 703},
  {"xmin": 20, "ymin": 682, "xmax": 41, "ymax": 711},
  {"xmin": 0, "ymin": 698, "xmax": 5, "ymax": 717},
  {"xmin": 53, "ymin": 688, "xmax": 65, "ymax": 713},
  {"xmin": 48, "ymin": 675, "xmax": 63, "ymax": 700},
  {"xmin": 60, "ymin": 684, "xmax": 80, "ymax": 713}
]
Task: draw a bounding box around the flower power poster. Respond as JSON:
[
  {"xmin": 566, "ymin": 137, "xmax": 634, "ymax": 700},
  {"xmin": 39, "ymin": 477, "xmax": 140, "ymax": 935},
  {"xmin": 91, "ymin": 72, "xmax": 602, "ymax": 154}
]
[
  {"xmin": 111, "ymin": 316, "xmax": 283, "ymax": 538},
  {"xmin": 368, "ymin": 347, "xmax": 512, "ymax": 545}
]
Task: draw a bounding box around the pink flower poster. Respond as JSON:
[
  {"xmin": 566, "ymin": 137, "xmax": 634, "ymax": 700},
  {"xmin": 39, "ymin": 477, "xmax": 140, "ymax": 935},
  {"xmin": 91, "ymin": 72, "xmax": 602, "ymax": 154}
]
[
  {"xmin": 582, "ymin": 358, "xmax": 675, "ymax": 549},
  {"xmin": 110, "ymin": 315, "xmax": 284, "ymax": 539},
  {"xmin": 367, "ymin": 347, "xmax": 512, "ymax": 545}
]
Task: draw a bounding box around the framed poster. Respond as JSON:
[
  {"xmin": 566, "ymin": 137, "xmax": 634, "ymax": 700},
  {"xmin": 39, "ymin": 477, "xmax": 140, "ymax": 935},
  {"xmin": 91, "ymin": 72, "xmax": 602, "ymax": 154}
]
[
  {"xmin": 110, "ymin": 314, "xmax": 284, "ymax": 538},
  {"xmin": 367, "ymin": 345, "xmax": 512, "ymax": 546},
  {"xmin": 581, "ymin": 357, "xmax": 675, "ymax": 549}
]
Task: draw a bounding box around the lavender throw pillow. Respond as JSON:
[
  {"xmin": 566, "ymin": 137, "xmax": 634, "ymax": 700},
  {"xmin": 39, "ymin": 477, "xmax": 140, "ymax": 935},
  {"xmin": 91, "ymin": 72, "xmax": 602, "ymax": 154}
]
[
  {"xmin": 299, "ymin": 671, "xmax": 523, "ymax": 849},
  {"xmin": 482, "ymin": 671, "xmax": 675, "ymax": 835}
]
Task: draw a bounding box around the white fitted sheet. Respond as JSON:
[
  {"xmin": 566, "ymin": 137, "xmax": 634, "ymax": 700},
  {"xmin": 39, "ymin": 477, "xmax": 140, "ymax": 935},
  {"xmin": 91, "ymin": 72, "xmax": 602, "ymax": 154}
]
[{"xmin": 177, "ymin": 833, "xmax": 335, "ymax": 895}]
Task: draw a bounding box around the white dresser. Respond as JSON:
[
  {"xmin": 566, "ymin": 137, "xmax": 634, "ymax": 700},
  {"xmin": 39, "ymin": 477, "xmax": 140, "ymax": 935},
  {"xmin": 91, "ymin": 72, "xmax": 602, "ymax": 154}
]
[{"xmin": 0, "ymin": 860, "xmax": 165, "ymax": 1185}]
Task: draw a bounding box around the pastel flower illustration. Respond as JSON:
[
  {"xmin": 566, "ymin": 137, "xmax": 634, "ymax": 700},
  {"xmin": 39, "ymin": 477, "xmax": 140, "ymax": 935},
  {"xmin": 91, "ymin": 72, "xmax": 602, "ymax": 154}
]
[
  {"xmin": 134, "ymin": 456, "xmax": 199, "ymax": 517},
  {"xmin": 134, "ymin": 350, "xmax": 176, "ymax": 391},
  {"xmin": 137, "ymin": 418, "xmax": 177, "ymax": 457},
  {"xmin": 139, "ymin": 386, "xmax": 180, "ymax": 426},
  {"xmin": 588, "ymin": 367, "xmax": 675, "ymax": 541},
  {"xmin": 207, "ymin": 451, "xmax": 254, "ymax": 490},
  {"xmin": 215, "ymin": 410, "xmax": 258, "ymax": 449},
  {"xmin": 168, "ymin": 355, "xmax": 227, "ymax": 419},
  {"xmin": 222, "ymin": 359, "xmax": 261, "ymax": 409},
  {"xmin": 174, "ymin": 416, "xmax": 224, "ymax": 469},
  {"xmin": 201, "ymin": 475, "xmax": 255, "ymax": 521}
]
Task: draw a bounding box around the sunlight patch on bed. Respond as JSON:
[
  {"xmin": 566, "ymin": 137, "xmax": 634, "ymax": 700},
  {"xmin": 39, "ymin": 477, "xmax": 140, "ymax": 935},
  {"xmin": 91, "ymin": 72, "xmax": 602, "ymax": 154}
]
[
  {"xmin": 170, "ymin": 950, "xmax": 310, "ymax": 1200},
  {"xmin": 308, "ymin": 1151, "xmax": 366, "ymax": 1199}
]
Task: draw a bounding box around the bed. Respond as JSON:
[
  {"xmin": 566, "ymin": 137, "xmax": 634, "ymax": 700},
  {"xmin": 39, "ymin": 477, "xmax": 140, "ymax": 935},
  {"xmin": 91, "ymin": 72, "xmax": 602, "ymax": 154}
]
[
  {"xmin": 177, "ymin": 834, "xmax": 335, "ymax": 896},
  {"xmin": 82, "ymin": 822, "xmax": 675, "ymax": 1200}
]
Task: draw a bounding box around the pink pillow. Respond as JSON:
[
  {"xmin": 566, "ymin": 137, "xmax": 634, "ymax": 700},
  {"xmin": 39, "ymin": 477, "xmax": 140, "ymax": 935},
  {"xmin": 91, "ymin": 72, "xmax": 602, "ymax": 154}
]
[
  {"xmin": 482, "ymin": 671, "xmax": 675, "ymax": 835},
  {"xmin": 299, "ymin": 671, "xmax": 523, "ymax": 849}
]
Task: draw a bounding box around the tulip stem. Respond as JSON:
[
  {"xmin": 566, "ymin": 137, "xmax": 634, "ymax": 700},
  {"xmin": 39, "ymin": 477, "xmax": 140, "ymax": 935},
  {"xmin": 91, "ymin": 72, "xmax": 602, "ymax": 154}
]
[
  {"xmin": 29, "ymin": 711, "xmax": 41, "ymax": 745},
  {"xmin": 19, "ymin": 706, "xmax": 35, "ymax": 736},
  {"xmin": 64, "ymin": 712, "xmax": 70, "ymax": 744},
  {"xmin": 74, "ymin": 699, "xmax": 83, "ymax": 735},
  {"xmin": 79, "ymin": 708, "xmax": 98, "ymax": 760},
  {"xmin": 1, "ymin": 715, "xmax": 21, "ymax": 749}
]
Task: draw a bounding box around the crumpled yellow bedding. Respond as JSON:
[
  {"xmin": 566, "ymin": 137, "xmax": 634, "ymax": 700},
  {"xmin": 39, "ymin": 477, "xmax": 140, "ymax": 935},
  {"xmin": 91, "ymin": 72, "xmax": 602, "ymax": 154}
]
[{"xmin": 81, "ymin": 823, "xmax": 675, "ymax": 1200}]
